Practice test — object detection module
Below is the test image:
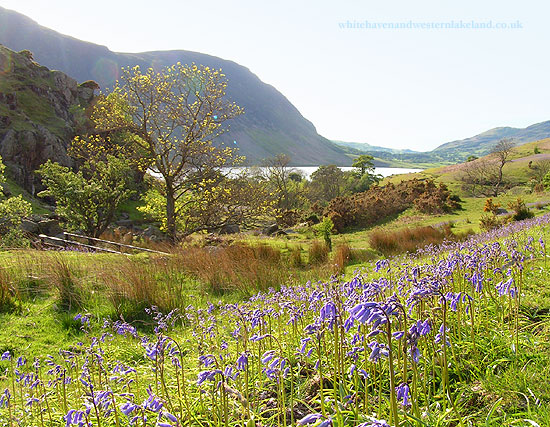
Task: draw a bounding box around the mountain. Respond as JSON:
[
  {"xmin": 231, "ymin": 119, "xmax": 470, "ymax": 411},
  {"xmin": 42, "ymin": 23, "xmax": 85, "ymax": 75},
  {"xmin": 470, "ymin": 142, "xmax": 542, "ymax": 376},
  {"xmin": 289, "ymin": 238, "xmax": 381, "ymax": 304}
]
[
  {"xmin": 431, "ymin": 121, "xmax": 550, "ymax": 160},
  {"xmin": 0, "ymin": 6, "xmax": 350, "ymax": 166},
  {"xmin": 333, "ymin": 121, "xmax": 550, "ymax": 165},
  {"xmin": 0, "ymin": 45, "xmax": 95, "ymax": 192},
  {"xmin": 332, "ymin": 140, "xmax": 419, "ymax": 154}
]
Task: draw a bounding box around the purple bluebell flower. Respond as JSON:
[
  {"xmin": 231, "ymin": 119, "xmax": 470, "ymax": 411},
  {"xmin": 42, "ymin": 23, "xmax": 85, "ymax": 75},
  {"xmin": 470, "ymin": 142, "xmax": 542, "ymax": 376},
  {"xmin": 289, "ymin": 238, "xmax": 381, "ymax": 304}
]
[
  {"xmin": 396, "ymin": 382, "xmax": 411, "ymax": 406},
  {"xmin": 298, "ymin": 413, "xmax": 322, "ymax": 425}
]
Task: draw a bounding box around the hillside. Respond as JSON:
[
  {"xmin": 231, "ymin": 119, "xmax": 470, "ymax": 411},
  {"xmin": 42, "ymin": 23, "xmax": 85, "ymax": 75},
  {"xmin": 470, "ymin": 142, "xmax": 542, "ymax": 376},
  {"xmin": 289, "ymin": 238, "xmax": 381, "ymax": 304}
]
[
  {"xmin": 0, "ymin": 45, "xmax": 95, "ymax": 192},
  {"xmin": 431, "ymin": 120, "xmax": 550, "ymax": 160},
  {"xmin": 0, "ymin": 6, "xmax": 350, "ymax": 166},
  {"xmin": 333, "ymin": 121, "xmax": 550, "ymax": 166}
]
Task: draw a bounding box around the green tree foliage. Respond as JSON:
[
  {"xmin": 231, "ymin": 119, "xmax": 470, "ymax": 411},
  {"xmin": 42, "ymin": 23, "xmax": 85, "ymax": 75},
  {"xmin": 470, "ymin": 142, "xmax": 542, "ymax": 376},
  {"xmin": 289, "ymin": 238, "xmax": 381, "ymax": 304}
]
[
  {"xmin": 308, "ymin": 165, "xmax": 346, "ymax": 204},
  {"xmin": 0, "ymin": 157, "xmax": 32, "ymax": 247},
  {"xmin": 260, "ymin": 154, "xmax": 305, "ymax": 212},
  {"xmin": 37, "ymin": 156, "xmax": 135, "ymax": 237},
  {"xmin": 314, "ymin": 217, "xmax": 334, "ymax": 251},
  {"xmin": 138, "ymin": 174, "xmax": 272, "ymax": 236},
  {"xmin": 91, "ymin": 63, "xmax": 243, "ymax": 240},
  {"xmin": 352, "ymin": 154, "xmax": 375, "ymax": 177}
]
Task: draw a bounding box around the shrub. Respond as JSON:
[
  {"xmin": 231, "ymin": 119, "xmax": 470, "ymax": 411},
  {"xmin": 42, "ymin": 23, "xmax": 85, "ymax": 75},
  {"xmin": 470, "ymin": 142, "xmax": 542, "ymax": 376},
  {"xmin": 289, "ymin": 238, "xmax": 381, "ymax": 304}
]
[
  {"xmin": 276, "ymin": 210, "xmax": 302, "ymax": 227},
  {"xmin": 309, "ymin": 240, "xmax": 329, "ymax": 265},
  {"xmin": 483, "ymin": 198, "xmax": 501, "ymax": 214},
  {"xmin": 324, "ymin": 179, "xmax": 461, "ymax": 232},
  {"xmin": 507, "ymin": 198, "xmax": 534, "ymax": 221},
  {"xmin": 479, "ymin": 213, "xmax": 505, "ymax": 231},
  {"xmin": 314, "ymin": 217, "xmax": 334, "ymax": 251}
]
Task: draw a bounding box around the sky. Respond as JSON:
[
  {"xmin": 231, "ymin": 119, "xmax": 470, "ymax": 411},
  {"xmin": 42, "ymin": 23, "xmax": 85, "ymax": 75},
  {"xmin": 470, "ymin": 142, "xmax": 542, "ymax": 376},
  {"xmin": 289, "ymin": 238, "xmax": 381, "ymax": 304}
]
[{"xmin": 1, "ymin": 0, "xmax": 549, "ymax": 151}]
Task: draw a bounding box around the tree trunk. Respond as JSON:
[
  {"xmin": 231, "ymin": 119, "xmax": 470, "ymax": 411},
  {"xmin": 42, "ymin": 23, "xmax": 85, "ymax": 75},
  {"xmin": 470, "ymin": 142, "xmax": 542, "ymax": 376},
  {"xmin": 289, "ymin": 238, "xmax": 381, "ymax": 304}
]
[{"xmin": 166, "ymin": 182, "xmax": 177, "ymax": 242}]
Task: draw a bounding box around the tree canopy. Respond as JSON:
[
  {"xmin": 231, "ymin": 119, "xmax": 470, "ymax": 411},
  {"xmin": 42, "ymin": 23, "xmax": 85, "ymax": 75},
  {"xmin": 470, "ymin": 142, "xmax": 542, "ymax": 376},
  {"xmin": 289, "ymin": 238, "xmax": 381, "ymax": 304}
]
[{"xmin": 91, "ymin": 63, "xmax": 245, "ymax": 239}]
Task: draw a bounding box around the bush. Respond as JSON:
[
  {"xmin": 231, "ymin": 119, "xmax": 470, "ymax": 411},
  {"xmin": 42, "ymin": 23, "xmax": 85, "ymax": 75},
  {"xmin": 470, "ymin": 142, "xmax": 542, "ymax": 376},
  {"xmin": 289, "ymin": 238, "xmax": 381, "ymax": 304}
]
[
  {"xmin": 507, "ymin": 198, "xmax": 534, "ymax": 221},
  {"xmin": 324, "ymin": 179, "xmax": 461, "ymax": 232},
  {"xmin": 479, "ymin": 213, "xmax": 505, "ymax": 231},
  {"xmin": 309, "ymin": 240, "xmax": 329, "ymax": 265},
  {"xmin": 314, "ymin": 217, "xmax": 334, "ymax": 251},
  {"xmin": 276, "ymin": 210, "xmax": 302, "ymax": 227},
  {"xmin": 483, "ymin": 198, "xmax": 501, "ymax": 214}
]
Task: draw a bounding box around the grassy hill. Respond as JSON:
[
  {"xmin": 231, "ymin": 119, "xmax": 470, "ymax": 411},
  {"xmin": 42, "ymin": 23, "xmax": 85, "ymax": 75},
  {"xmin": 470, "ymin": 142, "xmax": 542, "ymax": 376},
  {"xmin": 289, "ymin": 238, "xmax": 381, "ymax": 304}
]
[{"xmin": 333, "ymin": 121, "xmax": 550, "ymax": 167}]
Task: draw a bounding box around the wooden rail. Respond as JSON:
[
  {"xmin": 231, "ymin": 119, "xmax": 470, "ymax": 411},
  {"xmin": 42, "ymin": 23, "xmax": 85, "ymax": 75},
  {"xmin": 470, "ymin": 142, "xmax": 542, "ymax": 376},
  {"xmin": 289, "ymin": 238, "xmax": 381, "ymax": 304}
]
[
  {"xmin": 39, "ymin": 234, "xmax": 125, "ymax": 254},
  {"xmin": 63, "ymin": 232, "xmax": 169, "ymax": 255},
  {"xmin": 38, "ymin": 233, "xmax": 170, "ymax": 256}
]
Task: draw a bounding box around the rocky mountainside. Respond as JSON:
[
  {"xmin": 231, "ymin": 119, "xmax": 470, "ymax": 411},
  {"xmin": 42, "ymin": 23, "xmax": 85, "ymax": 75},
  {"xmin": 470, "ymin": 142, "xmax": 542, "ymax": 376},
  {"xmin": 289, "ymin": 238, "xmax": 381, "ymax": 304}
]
[
  {"xmin": 0, "ymin": 45, "xmax": 96, "ymax": 192},
  {"xmin": 0, "ymin": 6, "xmax": 350, "ymax": 166}
]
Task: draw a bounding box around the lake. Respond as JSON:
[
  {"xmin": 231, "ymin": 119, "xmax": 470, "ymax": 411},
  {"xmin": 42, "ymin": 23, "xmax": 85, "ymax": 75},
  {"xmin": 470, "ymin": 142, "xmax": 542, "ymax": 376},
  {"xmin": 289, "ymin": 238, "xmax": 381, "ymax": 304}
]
[
  {"xmin": 150, "ymin": 166, "xmax": 423, "ymax": 180},
  {"xmin": 290, "ymin": 166, "xmax": 423, "ymax": 179}
]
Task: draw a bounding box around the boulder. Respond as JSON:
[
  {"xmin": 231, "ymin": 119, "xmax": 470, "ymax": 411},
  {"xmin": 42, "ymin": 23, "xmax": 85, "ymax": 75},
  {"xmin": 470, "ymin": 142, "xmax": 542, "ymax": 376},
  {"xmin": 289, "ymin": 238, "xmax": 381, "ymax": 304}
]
[
  {"xmin": 115, "ymin": 219, "xmax": 133, "ymax": 228},
  {"xmin": 218, "ymin": 224, "xmax": 240, "ymax": 235},
  {"xmin": 20, "ymin": 218, "xmax": 39, "ymax": 234},
  {"xmin": 143, "ymin": 226, "xmax": 163, "ymax": 238},
  {"xmin": 37, "ymin": 219, "xmax": 62, "ymax": 236},
  {"xmin": 262, "ymin": 223, "xmax": 278, "ymax": 236}
]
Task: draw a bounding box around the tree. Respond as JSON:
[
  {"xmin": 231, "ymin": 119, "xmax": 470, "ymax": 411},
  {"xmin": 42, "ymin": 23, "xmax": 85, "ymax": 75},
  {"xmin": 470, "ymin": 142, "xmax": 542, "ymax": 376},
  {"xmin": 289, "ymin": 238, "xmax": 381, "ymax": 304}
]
[
  {"xmin": 490, "ymin": 138, "xmax": 515, "ymax": 196},
  {"xmin": 138, "ymin": 172, "xmax": 272, "ymax": 235},
  {"xmin": 37, "ymin": 156, "xmax": 134, "ymax": 237},
  {"xmin": 352, "ymin": 154, "xmax": 375, "ymax": 177},
  {"xmin": 260, "ymin": 154, "xmax": 303, "ymax": 212},
  {"xmin": 461, "ymin": 138, "xmax": 515, "ymax": 197},
  {"xmin": 0, "ymin": 157, "xmax": 32, "ymax": 247},
  {"xmin": 308, "ymin": 165, "xmax": 346, "ymax": 204},
  {"xmin": 91, "ymin": 63, "xmax": 243, "ymax": 240}
]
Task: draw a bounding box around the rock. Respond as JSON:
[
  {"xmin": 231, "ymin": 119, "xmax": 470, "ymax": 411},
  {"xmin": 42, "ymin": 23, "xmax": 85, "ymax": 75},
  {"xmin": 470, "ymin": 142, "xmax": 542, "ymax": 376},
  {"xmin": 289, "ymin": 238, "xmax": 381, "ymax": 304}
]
[
  {"xmin": 37, "ymin": 219, "xmax": 62, "ymax": 236},
  {"xmin": 0, "ymin": 46, "xmax": 95, "ymax": 193},
  {"xmin": 115, "ymin": 219, "xmax": 133, "ymax": 228},
  {"xmin": 143, "ymin": 226, "xmax": 162, "ymax": 238},
  {"xmin": 262, "ymin": 223, "xmax": 279, "ymax": 236},
  {"xmin": 496, "ymin": 208, "xmax": 508, "ymax": 215},
  {"xmin": 274, "ymin": 229, "xmax": 287, "ymax": 236},
  {"xmin": 20, "ymin": 218, "xmax": 39, "ymax": 234},
  {"xmin": 218, "ymin": 224, "xmax": 240, "ymax": 235}
]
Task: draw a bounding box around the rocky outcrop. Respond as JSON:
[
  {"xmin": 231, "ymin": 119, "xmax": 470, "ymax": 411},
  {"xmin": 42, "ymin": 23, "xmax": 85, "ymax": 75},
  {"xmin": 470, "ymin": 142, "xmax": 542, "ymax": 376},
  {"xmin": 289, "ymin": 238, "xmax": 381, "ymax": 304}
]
[{"xmin": 0, "ymin": 45, "xmax": 96, "ymax": 193}]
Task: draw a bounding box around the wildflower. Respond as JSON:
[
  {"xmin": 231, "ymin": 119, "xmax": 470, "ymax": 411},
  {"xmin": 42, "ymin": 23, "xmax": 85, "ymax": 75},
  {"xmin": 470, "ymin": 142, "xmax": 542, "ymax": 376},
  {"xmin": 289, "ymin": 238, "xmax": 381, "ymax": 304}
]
[
  {"xmin": 396, "ymin": 382, "xmax": 411, "ymax": 406},
  {"xmin": 298, "ymin": 413, "xmax": 322, "ymax": 425},
  {"xmin": 1, "ymin": 351, "xmax": 10, "ymax": 361},
  {"xmin": 0, "ymin": 389, "xmax": 10, "ymax": 408}
]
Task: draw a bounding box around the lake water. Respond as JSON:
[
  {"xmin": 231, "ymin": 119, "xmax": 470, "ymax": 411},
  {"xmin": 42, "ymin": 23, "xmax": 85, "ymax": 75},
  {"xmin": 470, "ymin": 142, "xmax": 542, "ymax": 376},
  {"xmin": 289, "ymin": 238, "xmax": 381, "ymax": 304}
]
[
  {"xmin": 291, "ymin": 166, "xmax": 423, "ymax": 179},
  {"xmin": 150, "ymin": 166, "xmax": 423, "ymax": 180}
]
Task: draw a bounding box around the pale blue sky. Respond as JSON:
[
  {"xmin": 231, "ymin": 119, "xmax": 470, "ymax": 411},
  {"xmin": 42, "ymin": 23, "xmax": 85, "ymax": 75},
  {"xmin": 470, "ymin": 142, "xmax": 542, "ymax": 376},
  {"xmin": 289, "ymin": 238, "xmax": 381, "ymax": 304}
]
[{"xmin": 2, "ymin": 0, "xmax": 549, "ymax": 150}]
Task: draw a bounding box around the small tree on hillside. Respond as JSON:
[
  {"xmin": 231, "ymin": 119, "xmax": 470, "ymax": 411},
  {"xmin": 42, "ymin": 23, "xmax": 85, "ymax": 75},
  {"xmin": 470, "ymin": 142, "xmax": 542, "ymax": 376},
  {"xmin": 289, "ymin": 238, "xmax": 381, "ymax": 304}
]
[
  {"xmin": 308, "ymin": 165, "xmax": 346, "ymax": 204},
  {"xmin": 490, "ymin": 138, "xmax": 515, "ymax": 196},
  {"xmin": 461, "ymin": 138, "xmax": 515, "ymax": 197},
  {"xmin": 37, "ymin": 156, "xmax": 134, "ymax": 237},
  {"xmin": 261, "ymin": 154, "xmax": 303, "ymax": 212},
  {"xmin": 0, "ymin": 157, "xmax": 32, "ymax": 247},
  {"xmin": 91, "ymin": 63, "xmax": 243, "ymax": 240}
]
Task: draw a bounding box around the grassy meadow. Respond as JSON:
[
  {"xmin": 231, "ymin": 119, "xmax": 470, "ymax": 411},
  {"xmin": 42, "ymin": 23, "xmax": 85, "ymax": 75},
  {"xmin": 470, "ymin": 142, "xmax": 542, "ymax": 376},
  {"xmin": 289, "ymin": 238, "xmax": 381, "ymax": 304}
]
[{"xmin": 2, "ymin": 142, "xmax": 550, "ymax": 426}]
